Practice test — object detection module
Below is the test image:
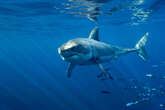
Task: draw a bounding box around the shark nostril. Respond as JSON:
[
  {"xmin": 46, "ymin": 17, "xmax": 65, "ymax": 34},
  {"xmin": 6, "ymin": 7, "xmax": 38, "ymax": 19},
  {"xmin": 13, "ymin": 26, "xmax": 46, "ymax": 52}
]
[
  {"xmin": 61, "ymin": 49, "xmax": 67, "ymax": 53},
  {"xmin": 59, "ymin": 48, "xmax": 70, "ymax": 56}
]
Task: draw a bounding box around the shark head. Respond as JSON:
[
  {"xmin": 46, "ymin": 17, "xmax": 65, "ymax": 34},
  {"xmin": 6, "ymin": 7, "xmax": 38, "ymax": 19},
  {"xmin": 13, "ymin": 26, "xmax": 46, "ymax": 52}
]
[
  {"xmin": 58, "ymin": 38, "xmax": 92, "ymax": 64},
  {"xmin": 58, "ymin": 27, "xmax": 99, "ymax": 64}
]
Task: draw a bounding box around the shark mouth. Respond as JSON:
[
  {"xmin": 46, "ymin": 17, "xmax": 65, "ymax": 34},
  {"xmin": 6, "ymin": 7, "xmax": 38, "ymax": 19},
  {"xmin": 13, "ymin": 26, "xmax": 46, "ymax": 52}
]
[
  {"xmin": 65, "ymin": 53, "xmax": 78, "ymax": 58},
  {"xmin": 61, "ymin": 53, "xmax": 79, "ymax": 61},
  {"xmin": 58, "ymin": 48, "xmax": 76, "ymax": 58}
]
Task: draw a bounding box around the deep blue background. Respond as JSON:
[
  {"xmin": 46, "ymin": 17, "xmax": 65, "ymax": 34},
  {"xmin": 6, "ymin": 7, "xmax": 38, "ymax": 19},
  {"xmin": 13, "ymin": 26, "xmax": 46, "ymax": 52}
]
[{"xmin": 0, "ymin": 0, "xmax": 165, "ymax": 110}]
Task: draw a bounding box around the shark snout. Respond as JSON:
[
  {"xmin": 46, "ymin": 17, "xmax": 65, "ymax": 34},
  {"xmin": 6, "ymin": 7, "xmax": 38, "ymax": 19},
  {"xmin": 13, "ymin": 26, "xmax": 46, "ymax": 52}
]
[
  {"xmin": 58, "ymin": 47, "xmax": 61, "ymax": 54},
  {"xmin": 58, "ymin": 47, "xmax": 73, "ymax": 58},
  {"xmin": 58, "ymin": 47, "xmax": 68, "ymax": 60},
  {"xmin": 58, "ymin": 47, "xmax": 67, "ymax": 55}
]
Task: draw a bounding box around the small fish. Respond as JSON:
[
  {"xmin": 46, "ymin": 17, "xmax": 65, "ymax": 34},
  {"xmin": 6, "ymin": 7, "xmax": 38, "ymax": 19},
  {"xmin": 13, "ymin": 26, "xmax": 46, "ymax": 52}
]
[
  {"xmin": 133, "ymin": 86, "xmax": 137, "ymax": 89},
  {"xmin": 101, "ymin": 90, "xmax": 111, "ymax": 94},
  {"xmin": 126, "ymin": 102, "xmax": 135, "ymax": 107},
  {"xmin": 160, "ymin": 104, "xmax": 164, "ymax": 107},
  {"xmin": 152, "ymin": 65, "xmax": 159, "ymax": 68},
  {"xmin": 145, "ymin": 74, "xmax": 153, "ymax": 77},
  {"xmin": 160, "ymin": 104, "xmax": 165, "ymax": 109},
  {"xmin": 151, "ymin": 88, "xmax": 156, "ymax": 91},
  {"xmin": 126, "ymin": 101, "xmax": 138, "ymax": 107},
  {"xmin": 161, "ymin": 76, "xmax": 165, "ymax": 79},
  {"xmin": 160, "ymin": 104, "xmax": 163, "ymax": 107}
]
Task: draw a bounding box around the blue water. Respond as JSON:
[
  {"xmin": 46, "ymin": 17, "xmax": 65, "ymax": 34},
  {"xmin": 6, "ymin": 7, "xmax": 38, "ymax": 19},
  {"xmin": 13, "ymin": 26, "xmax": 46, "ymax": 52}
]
[{"xmin": 0, "ymin": 0, "xmax": 165, "ymax": 110}]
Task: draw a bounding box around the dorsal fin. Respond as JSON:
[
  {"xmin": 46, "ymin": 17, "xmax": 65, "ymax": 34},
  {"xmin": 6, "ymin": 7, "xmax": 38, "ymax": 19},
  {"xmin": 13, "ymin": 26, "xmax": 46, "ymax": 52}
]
[{"xmin": 88, "ymin": 26, "xmax": 99, "ymax": 41}]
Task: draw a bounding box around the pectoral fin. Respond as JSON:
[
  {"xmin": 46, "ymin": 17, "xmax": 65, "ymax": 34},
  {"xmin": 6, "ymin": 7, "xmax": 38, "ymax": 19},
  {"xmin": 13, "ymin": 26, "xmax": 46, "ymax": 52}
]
[
  {"xmin": 97, "ymin": 64, "xmax": 114, "ymax": 80},
  {"xmin": 67, "ymin": 63, "xmax": 76, "ymax": 78}
]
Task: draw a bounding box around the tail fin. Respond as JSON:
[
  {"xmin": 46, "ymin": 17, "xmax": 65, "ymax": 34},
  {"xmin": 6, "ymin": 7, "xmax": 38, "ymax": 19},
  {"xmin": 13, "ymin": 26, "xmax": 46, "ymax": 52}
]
[{"xmin": 135, "ymin": 32, "xmax": 149, "ymax": 61}]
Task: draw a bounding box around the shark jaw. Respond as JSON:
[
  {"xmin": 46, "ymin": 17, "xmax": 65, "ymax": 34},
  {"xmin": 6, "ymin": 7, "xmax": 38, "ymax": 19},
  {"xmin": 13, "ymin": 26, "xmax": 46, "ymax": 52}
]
[
  {"xmin": 58, "ymin": 45, "xmax": 89, "ymax": 64},
  {"xmin": 58, "ymin": 47, "xmax": 79, "ymax": 61}
]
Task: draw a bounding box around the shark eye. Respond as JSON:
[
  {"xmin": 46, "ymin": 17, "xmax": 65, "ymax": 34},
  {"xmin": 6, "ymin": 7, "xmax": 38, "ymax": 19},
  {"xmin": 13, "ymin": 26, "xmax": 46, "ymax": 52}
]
[
  {"xmin": 70, "ymin": 46, "xmax": 77, "ymax": 51},
  {"xmin": 75, "ymin": 45, "xmax": 83, "ymax": 50}
]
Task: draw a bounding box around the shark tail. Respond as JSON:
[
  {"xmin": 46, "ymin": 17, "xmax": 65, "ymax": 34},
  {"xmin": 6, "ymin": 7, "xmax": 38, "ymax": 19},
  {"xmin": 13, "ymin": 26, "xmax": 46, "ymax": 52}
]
[{"xmin": 135, "ymin": 32, "xmax": 149, "ymax": 61}]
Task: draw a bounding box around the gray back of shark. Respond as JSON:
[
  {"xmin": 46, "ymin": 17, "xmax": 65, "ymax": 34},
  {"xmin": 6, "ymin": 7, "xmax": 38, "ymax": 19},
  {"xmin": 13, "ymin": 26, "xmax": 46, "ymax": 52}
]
[{"xmin": 58, "ymin": 27, "xmax": 149, "ymax": 79}]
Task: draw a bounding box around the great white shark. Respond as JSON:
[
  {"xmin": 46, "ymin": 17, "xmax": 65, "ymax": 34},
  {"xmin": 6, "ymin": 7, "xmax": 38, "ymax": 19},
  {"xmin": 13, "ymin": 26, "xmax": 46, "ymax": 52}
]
[{"xmin": 58, "ymin": 27, "xmax": 149, "ymax": 79}]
